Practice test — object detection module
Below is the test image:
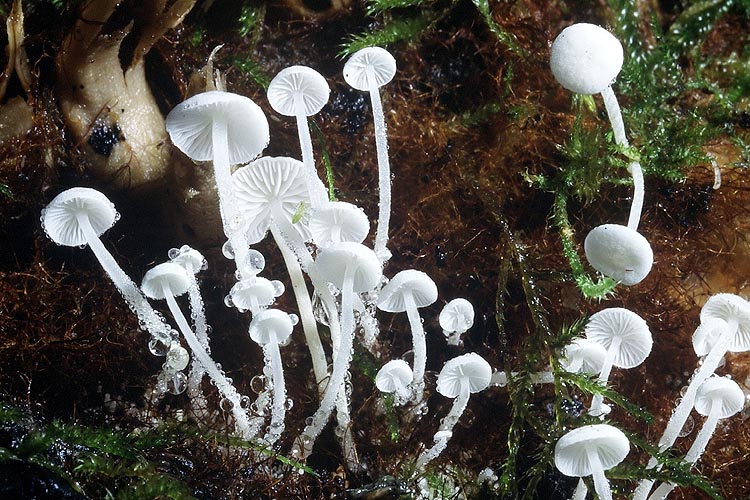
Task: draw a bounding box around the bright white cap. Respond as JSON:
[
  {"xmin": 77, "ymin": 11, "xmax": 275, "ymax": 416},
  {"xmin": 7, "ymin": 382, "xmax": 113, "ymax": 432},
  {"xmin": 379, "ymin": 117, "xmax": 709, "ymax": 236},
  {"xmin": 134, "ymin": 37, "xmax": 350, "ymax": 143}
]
[
  {"xmin": 248, "ymin": 309, "xmax": 293, "ymax": 345},
  {"xmin": 585, "ymin": 307, "xmax": 652, "ymax": 369},
  {"xmin": 378, "ymin": 270, "xmax": 438, "ymax": 313},
  {"xmin": 169, "ymin": 245, "xmax": 206, "ymax": 275},
  {"xmin": 436, "ymin": 353, "xmax": 492, "ymax": 398},
  {"xmin": 584, "ymin": 224, "xmax": 653, "ymax": 286},
  {"xmin": 343, "ymin": 47, "xmax": 397, "ymax": 91},
  {"xmin": 439, "ymin": 298, "xmax": 475, "ymax": 334},
  {"xmin": 375, "ymin": 359, "xmax": 413, "ymax": 394},
  {"xmin": 141, "ymin": 262, "xmax": 191, "ymax": 299},
  {"xmin": 230, "ymin": 277, "xmax": 277, "ymax": 311},
  {"xmin": 694, "ymin": 376, "xmax": 745, "ymax": 419},
  {"xmin": 233, "ymin": 156, "xmax": 311, "ymax": 245},
  {"xmin": 165, "ymin": 90, "xmax": 269, "ymax": 164},
  {"xmin": 692, "ymin": 317, "xmax": 729, "ymax": 357},
  {"xmin": 699, "ymin": 293, "xmax": 750, "ymax": 353},
  {"xmin": 309, "ymin": 201, "xmax": 370, "ymax": 248},
  {"xmin": 550, "ymin": 23, "xmax": 624, "ymax": 95},
  {"xmin": 267, "ymin": 65, "xmax": 330, "ymax": 117},
  {"xmin": 42, "ymin": 187, "xmax": 118, "ymax": 247},
  {"xmin": 560, "ymin": 337, "xmax": 607, "ymax": 375},
  {"xmin": 554, "ymin": 424, "xmax": 629, "ymax": 477},
  {"xmin": 315, "ymin": 242, "xmax": 382, "ymax": 293}
]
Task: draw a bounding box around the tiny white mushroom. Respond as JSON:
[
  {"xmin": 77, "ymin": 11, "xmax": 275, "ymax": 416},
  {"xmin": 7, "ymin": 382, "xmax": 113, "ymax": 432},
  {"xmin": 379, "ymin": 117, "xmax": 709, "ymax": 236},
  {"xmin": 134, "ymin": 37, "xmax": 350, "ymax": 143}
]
[
  {"xmin": 375, "ymin": 359, "xmax": 413, "ymax": 406},
  {"xmin": 228, "ymin": 277, "xmax": 278, "ymax": 314},
  {"xmin": 439, "ymin": 298, "xmax": 474, "ymax": 346},
  {"xmin": 309, "ymin": 201, "xmax": 370, "ymax": 248},
  {"xmin": 584, "ymin": 224, "xmax": 654, "ymax": 286},
  {"xmin": 560, "ymin": 337, "xmax": 608, "ymax": 375},
  {"xmin": 554, "ymin": 424, "xmax": 630, "ymax": 500},
  {"xmin": 343, "ymin": 46, "xmax": 397, "ymax": 262}
]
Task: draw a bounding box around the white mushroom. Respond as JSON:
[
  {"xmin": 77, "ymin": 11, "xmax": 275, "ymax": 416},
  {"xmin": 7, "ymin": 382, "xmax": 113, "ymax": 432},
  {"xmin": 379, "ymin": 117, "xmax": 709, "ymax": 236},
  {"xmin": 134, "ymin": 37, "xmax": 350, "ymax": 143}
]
[
  {"xmin": 309, "ymin": 201, "xmax": 370, "ymax": 248},
  {"xmin": 439, "ymin": 298, "xmax": 475, "ymax": 346},
  {"xmin": 584, "ymin": 223, "xmax": 653, "ymax": 286},
  {"xmin": 375, "ymin": 359, "xmax": 413, "ymax": 406}
]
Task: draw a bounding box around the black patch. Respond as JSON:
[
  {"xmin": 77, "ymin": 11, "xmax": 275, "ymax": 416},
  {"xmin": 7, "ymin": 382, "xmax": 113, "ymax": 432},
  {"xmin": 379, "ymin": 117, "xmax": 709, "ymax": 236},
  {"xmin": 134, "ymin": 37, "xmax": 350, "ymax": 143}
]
[{"xmin": 88, "ymin": 122, "xmax": 124, "ymax": 157}]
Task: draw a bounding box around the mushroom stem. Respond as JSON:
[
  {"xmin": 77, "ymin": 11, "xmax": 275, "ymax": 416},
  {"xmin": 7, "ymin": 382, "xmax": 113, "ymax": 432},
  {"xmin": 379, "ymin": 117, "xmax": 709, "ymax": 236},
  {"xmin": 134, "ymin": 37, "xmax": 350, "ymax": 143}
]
[
  {"xmin": 589, "ymin": 335, "xmax": 622, "ymax": 416},
  {"xmin": 404, "ymin": 292, "xmax": 427, "ymax": 404},
  {"xmin": 294, "ymin": 103, "xmax": 327, "ymax": 208},
  {"xmin": 76, "ymin": 213, "xmax": 172, "ymax": 343},
  {"xmin": 587, "ymin": 447, "xmax": 613, "ymax": 500},
  {"xmin": 571, "ymin": 479, "xmax": 588, "ymax": 500},
  {"xmin": 262, "ymin": 341, "xmax": 286, "ymax": 445},
  {"xmin": 601, "ymin": 85, "xmax": 644, "ymax": 231},
  {"xmin": 161, "ymin": 283, "xmax": 254, "ymax": 439},
  {"xmin": 415, "ymin": 387, "xmax": 470, "ymax": 471},
  {"xmin": 184, "ymin": 271, "xmax": 210, "ymax": 413},
  {"xmin": 367, "ymin": 66, "xmax": 392, "ymax": 263}
]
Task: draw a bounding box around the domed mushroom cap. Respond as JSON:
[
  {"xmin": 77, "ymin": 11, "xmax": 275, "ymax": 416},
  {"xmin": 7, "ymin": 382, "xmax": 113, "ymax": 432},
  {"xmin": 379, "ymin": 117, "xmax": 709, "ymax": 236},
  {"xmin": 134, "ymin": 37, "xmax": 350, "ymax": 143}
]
[
  {"xmin": 142, "ymin": 262, "xmax": 191, "ymax": 299},
  {"xmin": 692, "ymin": 317, "xmax": 729, "ymax": 357},
  {"xmin": 585, "ymin": 307, "xmax": 652, "ymax": 369},
  {"xmin": 554, "ymin": 424, "xmax": 630, "ymax": 477},
  {"xmin": 560, "ymin": 338, "xmax": 607, "ymax": 375},
  {"xmin": 42, "ymin": 187, "xmax": 118, "ymax": 247},
  {"xmin": 165, "ymin": 90, "xmax": 269, "ymax": 164},
  {"xmin": 249, "ymin": 308, "xmax": 294, "ymax": 345},
  {"xmin": 230, "ymin": 277, "xmax": 277, "ymax": 311},
  {"xmin": 694, "ymin": 376, "xmax": 745, "ymax": 418},
  {"xmin": 436, "ymin": 353, "xmax": 492, "ymax": 398},
  {"xmin": 584, "ymin": 224, "xmax": 653, "ymax": 286},
  {"xmin": 439, "ymin": 298, "xmax": 475, "ymax": 334},
  {"xmin": 699, "ymin": 293, "xmax": 750, "ymax": 353},
  {"xmin": 233, "ymin": 156, "xmax": 311, "ymax": 244},
  {"xmin": 343, "ymin": 47, "xmax": 397, "ymax": 91},
  {"xmin": 169, "ymin": 245, "xmax": 206, "ymax": 275},
  {"xmin": 377, "ymin": 270, "xmax": 438, "ymax": 313},
  {"xmin": 314, "ymin": 242, "xmax": 382, "ymax": 293},
  {"xmin": 375, "ymin": 359, "xmax": 413, "ymax": 394},
  {"xmin": 550, "ymin": 23, "xmax": 624, "ymax": 95},
  {"xmin": 267, "ymin": 65, "xmax": 330, "ymax": 117},
  {"xmin": 309, "ymin": 201, "xmax": 370, "ymax": 247}
]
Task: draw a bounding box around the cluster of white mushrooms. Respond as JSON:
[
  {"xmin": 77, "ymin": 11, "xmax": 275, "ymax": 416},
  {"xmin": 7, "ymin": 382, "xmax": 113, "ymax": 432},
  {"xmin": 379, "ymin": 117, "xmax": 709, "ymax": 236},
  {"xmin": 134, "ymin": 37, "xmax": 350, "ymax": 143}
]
[{"xmin": 39, "ymin": 22, "xmax": 749, "ymax": 497}]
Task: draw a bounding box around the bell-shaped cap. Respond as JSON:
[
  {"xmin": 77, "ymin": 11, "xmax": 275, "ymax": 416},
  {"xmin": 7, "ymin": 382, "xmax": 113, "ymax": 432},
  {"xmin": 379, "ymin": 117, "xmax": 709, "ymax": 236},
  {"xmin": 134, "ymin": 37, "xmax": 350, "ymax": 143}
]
[
  {"xmin": 169, "ymin": 245, "xmax": 206, "ymax": 275},
  {"xmin": 267, "ymin": 65, "xmax": 330, "ymax": 117},
  {"xmin": 560, "ymin": 338, "xmax": 607, "ymax": 375},
  {"xmin": 436, "ymin": 353, "xmax": 492, "ymax": 398},
  {"xmin": 343, "ymin": 47, "xmax": 397, "ymax": 91},
  {"xmin": 230, "ymin": 277, "xmax": 277, "ymax": 311},
  {"xmin": 699, "ymin": 293, "xmax": 750, "ymax": 353},
  {"xmin": 377, "ymin": 270, "xmax": 438, "ymax": 313},
  {"xmin": 309, "ymin": 201, "xmax": 370, "ymax": 248},
  {"xmin": 315, "ymin": 242, "xmax": 382, "ymax": 293},
  {"xmin": 585, "ymin": 307, "xmax": 652, "ymax": 369},
  {"xmin": 142, "ymin": 262, "xmax": 191, "ymax": 299},
  {"xmin": 550, "ymin": 23, "xmax": 624, "ymax": 95},
  {"xmin": 694, "ymin": 376, "xmax": 745, "ymax": 419},
  {"xmin": 249, "ymin": 308, "xmax": 293, "ymax": 345},
  {"xmin": 554, "ymin": 424, "xmax": 630, "ymax": 477},
  {"xmin": 439, "ymin": 298, "xmax": 475, "ymax": 334},
  {"xmin": 692, "ymin": 317, "xmax": 729, "ymax": 357},
  {"xmin": 42, "ymin": 187, "xmax": 118, "ymax": 247},
  {"xmin": 375, "ymin": 359, "xmax": 413, "ymax": 394},
  {"xmin": 165, "ymin": 90, "xmax": 269, "ymax": 164},
  {"xmin": 233, "ymin": 156, "xmax": 311, "ymax": 244},
  {"xmin": 584, "ymin": 224, "xmax": 653, "ymax": 286}
]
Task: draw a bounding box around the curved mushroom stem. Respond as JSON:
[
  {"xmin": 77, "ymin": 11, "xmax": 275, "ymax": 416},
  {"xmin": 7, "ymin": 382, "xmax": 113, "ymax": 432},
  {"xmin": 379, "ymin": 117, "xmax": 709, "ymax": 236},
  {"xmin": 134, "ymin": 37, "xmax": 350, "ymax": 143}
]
[
  {"xmin": 571, "ymin": 479, "xmax": 588, "ymax": 500},
  {"xmin": 76, "ymin": 213, "xmax": 172, "ymax": 343},
  {"xmin": 589, "ymin": 336, "xmax": 621, "ymax": 417},
  {"xmin": 601, "ymin": 85, "xmax": 644, "ymax": 232},
  {"xmin": 184, "ymin": 271, "xmax": 210, "ymax": 415},
  {"xmin": 587, "ymin": 448, "xmax": 613, "ymax": 500},
  {"xmin": 367, "ymin": 66, "xmax": 392, "ymax": 264},
  {"xmin": 403, "ymin": 292, "xmax": 427, "ymax": 404},
  {"xmin": 415, "ymin": 387, "xmax": 470, "ymax": 472},
  {"xmin": 261, "ymin": 341, "xmax": 286, "ymax": 446},
  {"xmin": 160, "ymin": 283, "xmax": 255, "ymax": 439},
  {"xmin": 294, "ymin": 96, "xmax": 328, "ymax": 208}
]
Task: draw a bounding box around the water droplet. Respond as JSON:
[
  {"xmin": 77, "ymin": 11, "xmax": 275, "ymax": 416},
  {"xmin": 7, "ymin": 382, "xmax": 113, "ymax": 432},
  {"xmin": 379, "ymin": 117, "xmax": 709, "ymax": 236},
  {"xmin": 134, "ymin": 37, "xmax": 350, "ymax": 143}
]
[
  {"xmin": 678, "ymin": 415, "xmax": 695, "ymax": 437},
  {"xmin": 168, "ymin": 247, "xmax": 180, "ymax": 259},
  {"xmin": 148, "ymin": 337, "xmax": 170, "ymax": 356},
  {"xmin": 250, "ymin": 375, "xmax": 266, "ymax": 394},
  {"xmin": 271, "ymin": 280, "xmax": 285, "ymax": 297},
  {"xmin": 222, "ymin": 241, "xmax": 235, "ymax": 259},
  {"xmin": 224, "ymin": 294, "xmax": 234, "ymax": 308},
  {"xmin": 285, "ymin": 398, "xmax": 294, "ymax": 410},
  {"xmin": 289, "ymin": 313, "xmax": 299, "ymax": 326},
  {"xmin": 166, "ymin": 371, "xmax": 188, "ymax": 395},
  {"xmin": 166, "ymin": 344, "xmax": 190, "ymax": 371}
]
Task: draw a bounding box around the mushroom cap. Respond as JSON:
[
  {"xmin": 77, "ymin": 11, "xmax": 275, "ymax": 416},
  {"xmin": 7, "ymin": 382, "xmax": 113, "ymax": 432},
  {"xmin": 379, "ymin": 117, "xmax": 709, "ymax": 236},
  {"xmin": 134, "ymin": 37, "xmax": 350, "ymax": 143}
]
[
  {"xmin": 42, "ymin": 187, "xmax": 118, "ymax": 247},
  {"xmin": 169, "ymin": 245, "xmax": 206, "ymax": 275},
  {"xmin": 585, "ymin": 307, "xmax": 652, "ymax": 369},
  {"xmin": 377, "ymin": 270, "xmax": 438, "ymax": 313},
  {"xmin": 309, "ymin": 201, "xmax": 370, "ymax": 248},
  {"xmin": 694, "ymin": 376, "xmax": 745, "ymax": 419},
  {"xmin": 165, "ymin": 90, "xmax": 269, "ymax": 164},
  {"xmin": 230, "ymin": 277, "xmax": 277, "ymax": 311},
  {"xmin": 699, "ymin": 293, "xmax": 750, "ymax": 353},
  {"xmin": 436, "ymin": 353, "xmax": 492, "ymax": 398},
  {"xmin": 142, "ymin": 262, "xmax": 191, "ymax": 299},
  {"xmin": 343, "ymin": 47, "xmax": 397, "ymax": 91},
  {"xmin": 438, "ymin": 298, "xmax": 475, "ymax": 334},
  {"xmin": 550, "ymin": 23, "xmax": 624, "ymax": 95},
  {"xmin": 584, "ymin": 224, "xmax": 654, "ymax": 286},
  {"xmin": 233, "ymin": 156, "xmax": 311, "ymax": 244},
  {"xmin": 314, "ymin": 242, "xmax": 382, "ymax": 293},
  {"xmin": 248, "ymin": 308, "xmax": 294, "ymax": 345},
  {"xmin": 554, "ymin": 424, "xmax": 630, "ymax": 477},
  {"xmin": 267, "ymin": 65, "xmax": 330, "ymax": 117},
  {"xmin": 560, "ymin": 338, "xmax": 607, "ymax": 375},
  {"xmin": 375, "ymin": 359, "xmax": 413, "ymax": 394},
  {"xmin": 692, "ymin": 317, "xmax": 729, "ymax": 357}
]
